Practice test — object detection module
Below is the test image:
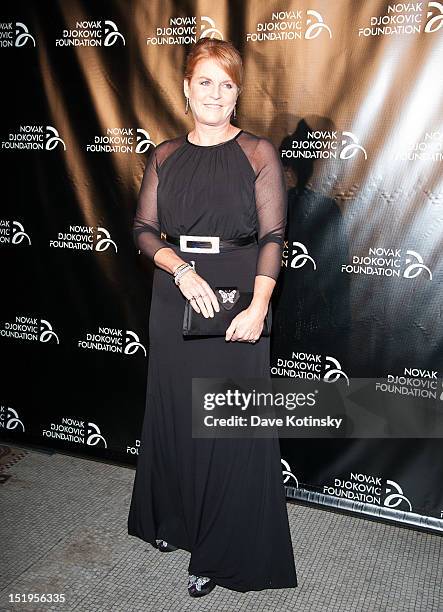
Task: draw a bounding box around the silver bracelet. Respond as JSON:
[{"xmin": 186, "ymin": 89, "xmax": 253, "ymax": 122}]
[
  {"xmin": 172, "ymin": 263, "xmax": 188, "ymax": 276},
  {"xmin": 173, "ymin": 260, "xmax": 195, "ymax": 285},
  {"xmin": 174, "ymin": 265, "xmax": 191, "ymax": 285}
]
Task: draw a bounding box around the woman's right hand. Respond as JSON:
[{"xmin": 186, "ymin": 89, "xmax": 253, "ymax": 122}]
[{"xmin": 177, "ymin": 268, "xmax": 220, "ymax": 318}]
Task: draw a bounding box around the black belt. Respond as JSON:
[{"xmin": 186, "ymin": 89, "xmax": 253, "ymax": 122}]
[{"xmin": 160, "ymin": 232, "xmax": 257, "ymax": 252}]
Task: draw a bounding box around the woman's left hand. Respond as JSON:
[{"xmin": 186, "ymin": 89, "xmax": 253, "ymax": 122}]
[{"xmin": 225, "ymin": 303, "xmax": 268, "ymax": 343}]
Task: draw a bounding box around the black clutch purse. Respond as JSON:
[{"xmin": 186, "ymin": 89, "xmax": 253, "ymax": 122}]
[{"xmin": 182, "ymin": 287, "xmax": 272, "ymax": 337}]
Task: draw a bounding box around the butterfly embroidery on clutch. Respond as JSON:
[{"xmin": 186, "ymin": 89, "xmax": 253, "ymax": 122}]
[
  {"xmin": 216, "ymin": 288, "xmax": 240, "ymax": 310},
  {"xmin": 219, "ymin": 289, "xmax": 237, "ymax": 304}
]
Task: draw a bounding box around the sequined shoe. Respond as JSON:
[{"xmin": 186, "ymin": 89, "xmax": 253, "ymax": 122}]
[
  {"xmin": 187, "ymin": 574, "xmax": 217, "ymax": 597},
  {"xmin": 155, "ymin": 539, "xmax": 178, "ymax": 552}
]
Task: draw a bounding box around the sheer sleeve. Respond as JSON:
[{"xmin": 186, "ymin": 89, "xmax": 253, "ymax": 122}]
[
  {"xmin": 254, "ymin": 138, "xmax": 287, "ymax": 281},
  {"xmin": 133, "ymin": 145, "xmax": 168, "ymax": 262}
]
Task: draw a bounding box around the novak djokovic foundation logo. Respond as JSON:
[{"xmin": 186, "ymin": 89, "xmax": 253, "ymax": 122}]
[
  {"xmin": 77, "ymin": 326, "xmax": 147, "ymax": 356},
  {"xmin": 0, "ymin": 220, "xmax": 31, "ymax": 246},
  {"xmin": 393, "ymin": 129, "xmax": 443, "ymax": 161},
  {"xmin": 1, "ymin": 125, "xmax": 66, "ymax": 151},
  {"xmin": 341, "ymin": 247, "xmax": 432, "ymax": 280},
  {"xmin": 358, "ymin": 1, "xmax": 443, "ymax": 37},
  {"xmin": 282, "ymin": 241, "xmax": 317, "ymax": 270},
  {"xmin": 246, "ymin": 9, "xmax": 332, "ymax": 42},
  {"xmin": 55, "ymin": 20, "xmax": 125, "ymax": 46},
  {"xmin": 85, "ymin": 128, "xmax": 155, "ymax": 154},
  {"xmin": 49, "ymin": 225, "xmax": 117, "ymax": 252},
  {"xmin": 281, "ymin": 458, "xmax": 299, "ymax": 487},
  {"xmin": 281, "ymin": 130, "xmax": 367, "ymax": 160},
  {"xmin": 0, "ymin": 22, "xmax": 36, "ymax": 47},
  {"xmin": 0, "ymin": 316, "xmax": 59, "ymax": 343},
  {"xmin": 0, "ymin": 405, "xmax": 25, "ymax": 432},
  {"xmin": 281, "ymin": 242, "xmax": 433, "ymax": 280},
  {"xmin": 127, "ymin": 439, "xmax": 140, "ymax": 455},
  {"xmin": 42, "ymin": 417, "xmax": 108, "ymax": 447},
  {"xmin": 324, "ymin": 472, "xmax": 413, "ymax": 511},
  {"xmin": 272, "ymin": 353, "xmax": 349, "ymax": 384},
  {"xmin": 376, "ymin": 367, "xmax": 441, "ymax": 400},
  {"xmin": 146, "ymin": 15, "xmax": 223, "ymax": 45}
]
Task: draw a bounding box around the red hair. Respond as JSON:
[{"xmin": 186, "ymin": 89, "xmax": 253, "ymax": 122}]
[{"xmin": 184, "ymin": 37, "xmax": 243, "ymax": 93}]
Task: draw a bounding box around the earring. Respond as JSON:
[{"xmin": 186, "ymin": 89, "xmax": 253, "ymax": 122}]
[
  {"xmin": 233, "ymin": 104, "xmax": 236, "ymax": 119},
  {"xmin": 185, "ymin": 97, "xmax": 189, "ymax": 115}
]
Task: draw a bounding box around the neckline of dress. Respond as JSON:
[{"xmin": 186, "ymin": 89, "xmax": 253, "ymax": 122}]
[{"xmin": 185, "ymin": 129, "xmax": 243, "ymax": 148}]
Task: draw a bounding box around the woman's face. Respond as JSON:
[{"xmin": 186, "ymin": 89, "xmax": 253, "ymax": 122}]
[{"xmin": 184, "ymin": 58, "xmax": 239, "ymax": 126}]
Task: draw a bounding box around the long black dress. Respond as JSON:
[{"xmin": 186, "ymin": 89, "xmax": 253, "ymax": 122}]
[{"xmin": 127, "ymin": 129, "xmax": 298, "ymax": 593}]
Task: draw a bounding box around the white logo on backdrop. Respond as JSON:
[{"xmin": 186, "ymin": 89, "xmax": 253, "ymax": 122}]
[
  {"xmin": 146, "ymin": 15, "xmax": 223, "ymax": 45},
  {"xmin": 0, "ymin": 316, "xmax": 60, "ymax": 344},
  {"xmin": 340, "ymin": 131, "xmax": 368, "ymax": 160},
  {"xmin": 127, "ymin": 439, "xmax": 140, "ymax": 455},
  {"xmin": 281, "ymin": 130, "xmax": 367, "ymax": 160},
  {"xmin": 281, "ymin": 458, "xmax": 299, "ymax": 486},
  {"xmin": 200, "ymin": 16, "xmax": 223, "ymax": 39},
  {"xmin": 394, "ymin": 129, "xmax": 443, "ymax": 161},
  {"xmin": 403, "ymin": 250, "xmax": 433, "ymax": 280},
  {"xmin": 40, "ymin": 320, "xmax": 60, "ymax": 344},
  {"xmin": 15, "ymin": 22, "xmax": 36, "ymax": 47},
  {"xmin": 45, "ymin": 126, "xmax": 66, "ymax": 150},
  {"xmin": 49, "ymin": 225, "xmax": 118, "ymax": 252},
  {"xmin": 0, "ymin": 220, "xmax": 32, "ymax": 246},
  {"xmin": 342, "ymin": 247, "xmax": 432, "ymax": 280},
  {"xmin": 324, "ymin": 472, "xmax": 413, "ymax": 511},
  {"xmin": 12, "ymin": 221, "xmax": 31, "ymax": 245},
  {"xmin": 86, "ymin": 128, "xmax": 155, "ymax": 154},
  {"xmin": 103, "ymin": 20, "xmax": 126, "ymax": 46},
  {"xmin": 55, "ymin": 20, "xmax": 125, "ymax": 47},
  {"xmin": 376, "ymin": 367, "xmax": 439, "ymax": 401},
  {"xmin": 425, "ymin": 1, "xmax": 443, "ymax": 32},
  {"xmin": 1, "ymin": 125, "xmax": 66, "ymax": 151},
  {"xmin": 358, "ymin": 2, "xmax": 443, "ymax": 37},
  {"xmin": 324, "ymin": 356, "xmax": 350, "ymax": 385},
  {"xmin": 87, "ymin": 422, "xmax": 108, "ymax": 447},
  {"xmin": 384, "ymin": 479, "xmax": 412, "ymax": 511},
  {"xmin": 95, "ymin": 227, "xmax": 118, "ymax": 252},
  {"xmin": 1, "ymin": 407, "xmax": 25, "ymax": 432},
  {"xmin": 290, "ymin": 242, "xmax": 317, "ymax": 269},
  {"xmin": 305, "ymin": 10, "xmax": 332, "ymax": 39},
  {"xmin": 246, "ymin": 10, "xmax": 332, "ymax": 42},
  {"xmin": 136, "ymin": 129, "xmax": 155, "ymax": 153},
  {"xmin": 272, "ymin": 352, "xmax": 347, "ymax": 383},
  {"xmin": 42, "ymin": 418, "xmax": 108, "ymax": 447},
  {"xmin": 78, "ymin": 327, "xmax": 147, "ymax": 356},
  {"xmin": 124, "ymin": 331, "xmax": 147, "ymax": 356},
  {"xmin": 0, "ymin": 22, "xmax": 35, "ymax": 48}
]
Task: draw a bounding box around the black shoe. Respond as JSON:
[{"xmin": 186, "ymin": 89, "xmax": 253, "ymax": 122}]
[
  {"xmin": 187, "ymin": 574, "xmax": 217, "ymax": 597},
  {"xmin": 155, "ymin": 539, "xmax": 178, "ymax": 552}
]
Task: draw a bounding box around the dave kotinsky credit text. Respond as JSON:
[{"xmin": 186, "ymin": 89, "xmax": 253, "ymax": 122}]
[
  {"xmin": 203, "ymin": 388, "xmax": 342, "ymax": 429},
  {"xmin": 192, "ymin": 378, "xmax": 348, "ymax": 439},
  {"xmin": 191, "ymin": 377, "xmax": 443, "ymax": 439}
]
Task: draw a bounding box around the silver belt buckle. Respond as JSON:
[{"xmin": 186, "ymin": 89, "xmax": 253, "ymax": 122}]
[{"xmin": 179, "ymin": 235, "xmax": 220, "ymax": 253}]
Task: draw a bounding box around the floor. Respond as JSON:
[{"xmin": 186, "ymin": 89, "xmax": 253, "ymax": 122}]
[{"xmin": 0, "ymin": 444, "xmax": 441, "ymax": 611}]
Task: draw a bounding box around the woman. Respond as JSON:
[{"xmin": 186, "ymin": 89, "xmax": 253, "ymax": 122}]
[{"xmin": 128, "ymin": 37, "xmax": 298, "ymax": 597}]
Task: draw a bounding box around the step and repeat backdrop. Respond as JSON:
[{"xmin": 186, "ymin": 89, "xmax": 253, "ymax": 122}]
[{"xmin": 1, "ymin": 1, "xmax": 442, "ymax": 531}]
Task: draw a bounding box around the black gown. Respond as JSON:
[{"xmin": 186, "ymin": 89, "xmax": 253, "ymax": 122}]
[{"xmin": 127, "ymin": 129, "xmax": 298, "ymax": 593}]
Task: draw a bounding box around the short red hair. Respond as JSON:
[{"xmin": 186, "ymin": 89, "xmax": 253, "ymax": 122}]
[{"xmin": 184, "ymin": 37, "xmax": 243, "ymax": 94}]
